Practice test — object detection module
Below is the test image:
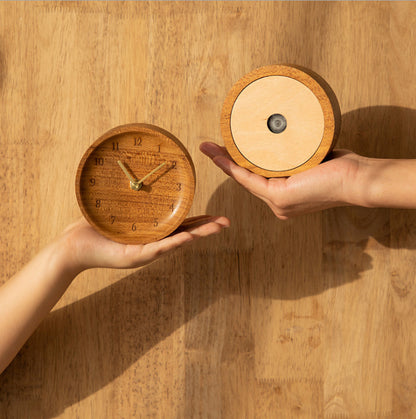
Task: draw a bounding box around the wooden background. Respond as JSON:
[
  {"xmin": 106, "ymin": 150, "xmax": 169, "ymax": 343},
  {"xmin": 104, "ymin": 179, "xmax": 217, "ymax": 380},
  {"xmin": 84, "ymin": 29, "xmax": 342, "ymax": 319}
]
[{"xmin": 1, "ymin": 2, "xmax": 416, "ymax": 417}]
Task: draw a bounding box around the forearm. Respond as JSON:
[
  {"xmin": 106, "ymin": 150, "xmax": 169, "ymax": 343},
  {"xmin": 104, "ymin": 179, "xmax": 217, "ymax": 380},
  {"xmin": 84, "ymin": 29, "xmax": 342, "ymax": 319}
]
[
  {"xmin": 0, "ymin": 237, "xmax": 80, "ymax": 374},
  {"xmin": 355, "ymin": 157, "xmax": 416, "ymax": 209}
]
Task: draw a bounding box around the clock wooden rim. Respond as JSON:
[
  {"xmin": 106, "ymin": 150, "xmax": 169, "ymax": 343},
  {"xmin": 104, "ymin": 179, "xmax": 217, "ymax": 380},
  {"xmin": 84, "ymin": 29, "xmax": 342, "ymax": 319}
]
[
  {"xmin": 75, "ymin": 123, "xmax": 196, "ymax": 244},
  {"xmin": 220, "ymin": 64, "xmax": 341, "ymax": 177}
]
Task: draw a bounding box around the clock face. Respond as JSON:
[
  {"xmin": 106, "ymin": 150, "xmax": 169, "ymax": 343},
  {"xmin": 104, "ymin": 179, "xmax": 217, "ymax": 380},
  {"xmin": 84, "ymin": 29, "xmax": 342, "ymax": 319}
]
[{"xmin": 75, "ymin": 124, "xmax": 195, "ymax": 244}]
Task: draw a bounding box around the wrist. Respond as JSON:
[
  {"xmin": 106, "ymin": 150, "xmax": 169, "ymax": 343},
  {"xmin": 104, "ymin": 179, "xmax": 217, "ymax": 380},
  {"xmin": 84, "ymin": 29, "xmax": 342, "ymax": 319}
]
[
  {"xmin": 327, "ymin": 152, "xmax": 372, "ymax": 208},
  {"xmin": 357, "ymin": 158, "xmax": 388, "ymax": 208},
  {"xmin": 345, "ymin": 156, "xmax": 379, "ymax": 208},
  {"xmin": 349, "ymin": 156, "xmax": 416, "ymax": 209},
  {"xmin": 50, "ymin": 232, "xmax": 85, "ymax": 279}
]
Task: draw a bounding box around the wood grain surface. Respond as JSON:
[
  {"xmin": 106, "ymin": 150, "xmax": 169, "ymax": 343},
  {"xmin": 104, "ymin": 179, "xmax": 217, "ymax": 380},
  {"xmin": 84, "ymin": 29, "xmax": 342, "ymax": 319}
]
[{"xmin": 1, "ymin": 2, "xmax": 416, "ymax": 418}]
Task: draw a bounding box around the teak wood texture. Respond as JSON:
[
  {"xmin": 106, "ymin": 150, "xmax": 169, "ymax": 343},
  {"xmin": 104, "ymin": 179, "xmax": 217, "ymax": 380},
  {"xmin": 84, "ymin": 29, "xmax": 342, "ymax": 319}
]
[
  {"xmin": 76, "ymin": 123, "xmax": 196, "ymax": 244},
  {"xmin": 221, "ymin": 65, "xmax": 341, "ymax": 177},
  {"xmin": 1, "ymin": 2, "xmax": 416, "ymax": 418}
]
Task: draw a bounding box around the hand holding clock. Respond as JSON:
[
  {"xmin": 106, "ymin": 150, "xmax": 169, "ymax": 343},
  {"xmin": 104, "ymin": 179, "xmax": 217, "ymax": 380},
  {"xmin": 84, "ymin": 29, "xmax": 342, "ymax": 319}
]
[
  {"xmin": 61, "ymin": 215, "xmax": 229, "ymax": 271},
  {"xmin": 200, "ymin": 142, "xmax": 416, "ymax": 217},
  {"xmin": 207, "ymin": 65, "xmax": 416, "ymax": 216},
  {"xmin": 0, "ymin": 214, "xmax": 229, "ymax": 374},
  {"xmin": 0, "ymin": 123, "xmax": 231, "ymax": 374}
]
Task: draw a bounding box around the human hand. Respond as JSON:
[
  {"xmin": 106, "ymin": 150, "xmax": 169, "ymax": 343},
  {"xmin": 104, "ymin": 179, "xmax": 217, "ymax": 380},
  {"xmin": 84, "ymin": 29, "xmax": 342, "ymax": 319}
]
[
  {"xmin": 0, "ymin": 215, "xmax": 229, "ymax": 374},
  {"xmin": 59, "ymin": 215, "xmax": 230, "ymax": 272},
  {"xmin": 200, "ymin": 142, "xmax": 371, "ymax": 219}
]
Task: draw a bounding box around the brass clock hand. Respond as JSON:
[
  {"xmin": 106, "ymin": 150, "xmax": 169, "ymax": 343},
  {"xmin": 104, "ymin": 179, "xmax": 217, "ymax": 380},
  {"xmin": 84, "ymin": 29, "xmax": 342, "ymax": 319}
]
[
  {"xmin": 117, "ymin": 160, "xmax": 141, "ymax": 190},
  {"xmin": 137, "ymin": 162, "xmax": 167, "ymax": 186}
]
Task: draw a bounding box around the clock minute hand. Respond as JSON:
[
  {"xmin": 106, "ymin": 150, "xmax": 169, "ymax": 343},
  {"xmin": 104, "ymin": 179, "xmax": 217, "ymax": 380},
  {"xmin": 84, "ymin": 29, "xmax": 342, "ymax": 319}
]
[{"xmin": 137, "ymin": 162, "xmax": 167, "ymax": 186}]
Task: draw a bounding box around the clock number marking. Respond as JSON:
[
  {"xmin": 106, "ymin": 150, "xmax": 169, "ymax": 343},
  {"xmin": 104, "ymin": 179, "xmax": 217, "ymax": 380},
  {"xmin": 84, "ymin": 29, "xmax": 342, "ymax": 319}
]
[
  {"xmin": 95, "ymin": 157, "xmax": 104, "ymax": 166},
  {"xmin": 158, "ymin": 145, "xmax": 161, "ymax": 152},
  {"xmin": 172, "ymin": 161, "xmax": 177, "ymax": 169},
  {"xmin": 96, "ymin": 199, "xmax": 101, "ymax": 208},
  {"xmin": 112, "ymin": 142, "xmax": 119, "ymax": 151},
  {"xmin": 170, "ymin": 203, "xmax": 174, "ymax": 212},
  {"xmin": 154, "ymin": 219, "xmax": 158, "ymax": 227},
  {"xmin": 177, "ymin": 183, "xmax": 182, "ymax": 191},
  {"xmin": 110, "ymin": 215, "xmax": 116, "ymax": 224},
  {"xmin": 89, "ymin": 178, "xmax": 96, "ymax": 186},
  {"xmin": 132, "ymin": 223, "xmax": 137, "ymax": 231},
  {"xmin": 134, "ymin": 137, "xmax": 142, "ymax": 146}
]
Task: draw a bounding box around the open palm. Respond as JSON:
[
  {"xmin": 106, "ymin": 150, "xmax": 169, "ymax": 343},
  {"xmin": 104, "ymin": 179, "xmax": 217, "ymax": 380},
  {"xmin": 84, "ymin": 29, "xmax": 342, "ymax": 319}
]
[
  {"xmin": 200, "ymin": 142, "xmax": 365, "ymax": 219},
  {"xmin": 61, "ymin": 215, "xmax": 230, "ymax": 271}
]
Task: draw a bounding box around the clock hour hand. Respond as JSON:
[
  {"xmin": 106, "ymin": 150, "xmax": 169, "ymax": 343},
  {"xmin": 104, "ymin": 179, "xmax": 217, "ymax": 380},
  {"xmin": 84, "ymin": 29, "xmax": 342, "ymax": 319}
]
[{"xmin": 117, "ymin": 160, "xmax": 141, "ymax": 191}]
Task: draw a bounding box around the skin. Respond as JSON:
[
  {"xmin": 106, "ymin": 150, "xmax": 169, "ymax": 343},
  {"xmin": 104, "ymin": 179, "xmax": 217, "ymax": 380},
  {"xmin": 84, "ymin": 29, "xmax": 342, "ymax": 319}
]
[
  {"xmin": 200, "ymin": 142, "xmax": 416, "ymax": 218},
  {"xmin": 0, "ymin": 215, "xmax": 230, "ymax": 374}
]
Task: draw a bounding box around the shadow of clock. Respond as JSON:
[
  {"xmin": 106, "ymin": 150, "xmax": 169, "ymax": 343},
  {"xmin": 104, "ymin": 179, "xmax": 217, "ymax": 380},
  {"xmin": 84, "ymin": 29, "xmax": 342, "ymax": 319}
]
[{"xmin": 1, "ymin": 106, "xmax": 416, "ymax": 417}]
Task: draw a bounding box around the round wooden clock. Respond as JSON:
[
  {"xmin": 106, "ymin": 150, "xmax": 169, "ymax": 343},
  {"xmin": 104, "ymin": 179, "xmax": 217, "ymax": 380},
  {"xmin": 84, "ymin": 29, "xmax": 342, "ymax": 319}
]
[
  {"xmin": 75, "ymin": 123, "xmax": 196, "ymax": 244},
  {"xmin": 221, "ymin": 65, "xmax": 341, "ymax": 177}
]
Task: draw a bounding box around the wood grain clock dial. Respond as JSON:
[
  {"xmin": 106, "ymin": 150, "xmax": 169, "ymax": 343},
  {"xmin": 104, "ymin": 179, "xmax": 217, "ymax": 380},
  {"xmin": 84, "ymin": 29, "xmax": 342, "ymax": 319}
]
[
  {"xmin": 75, "ymin": 123, "xmax": 196, "ymax": 244},
  {"xmin": 221, "ymin": 65, "xmax": 341, "ymax": 177}
]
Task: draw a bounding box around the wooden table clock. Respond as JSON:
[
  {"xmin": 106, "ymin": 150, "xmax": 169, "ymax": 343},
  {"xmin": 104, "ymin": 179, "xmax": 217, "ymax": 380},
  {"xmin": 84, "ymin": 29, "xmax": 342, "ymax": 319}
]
[
  {"xmin": 221, "ymin": 65, "xmax": 341, "ymax": 177},
  {"xmin": 75, "ymin": 123, "xmax": 195, "ymax": 244}
]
